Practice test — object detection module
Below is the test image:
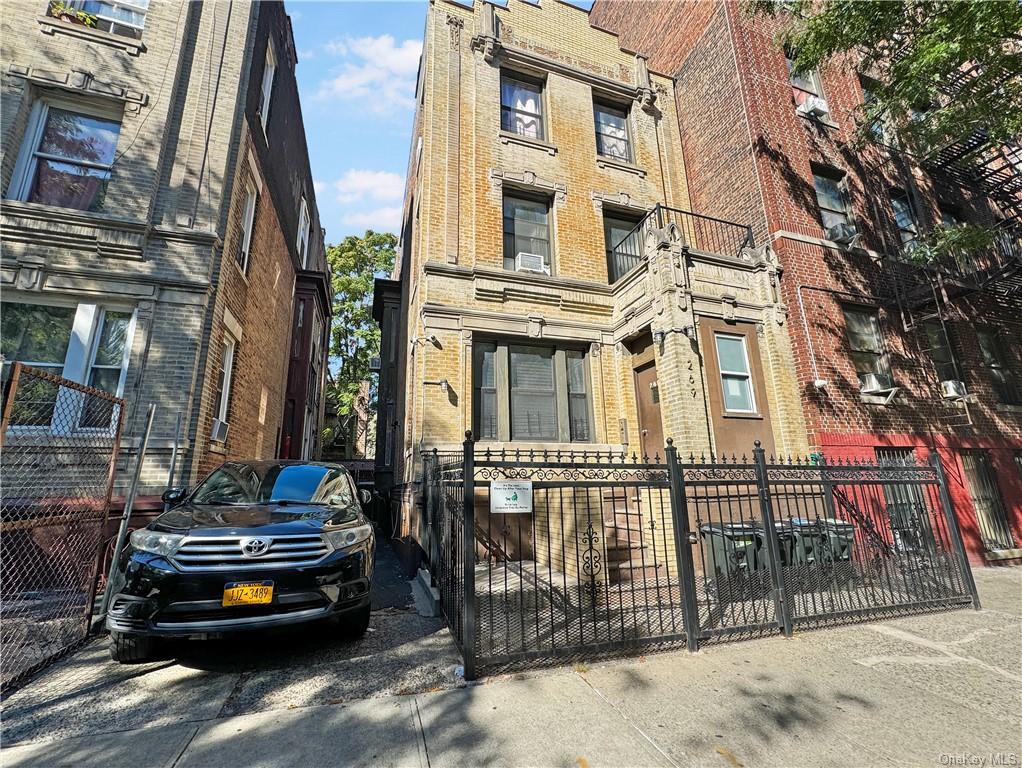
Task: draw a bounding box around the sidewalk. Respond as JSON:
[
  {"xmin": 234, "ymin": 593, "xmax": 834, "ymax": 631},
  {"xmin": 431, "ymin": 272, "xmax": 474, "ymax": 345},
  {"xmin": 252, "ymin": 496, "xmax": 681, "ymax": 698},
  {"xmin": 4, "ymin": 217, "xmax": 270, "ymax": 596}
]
[{"xmin": 3, "ymin": 567, "xmax": 1019, "ymax": 768}]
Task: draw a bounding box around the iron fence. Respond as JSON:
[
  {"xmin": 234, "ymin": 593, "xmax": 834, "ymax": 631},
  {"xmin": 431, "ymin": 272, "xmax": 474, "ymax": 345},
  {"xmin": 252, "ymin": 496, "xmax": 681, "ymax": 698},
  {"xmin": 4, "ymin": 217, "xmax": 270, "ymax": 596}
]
[
  {"xmin": 1, "ymin": 363, "xmax": 124, "ymax": 692},
  {"xmin": 423, "ymin": 434, "xmax": 979, "ymax": 678}
]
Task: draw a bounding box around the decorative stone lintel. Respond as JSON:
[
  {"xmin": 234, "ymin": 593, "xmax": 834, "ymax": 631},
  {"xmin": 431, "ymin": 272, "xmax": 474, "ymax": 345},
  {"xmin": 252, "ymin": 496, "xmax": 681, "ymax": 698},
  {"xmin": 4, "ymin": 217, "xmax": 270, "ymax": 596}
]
[
  {"xmin": 7, "ymin": 62, "xmax": 148, "ymax": 110},
  {"xmin": 489, "ymin": 168, "xmax": 566, "ymax": 203}
]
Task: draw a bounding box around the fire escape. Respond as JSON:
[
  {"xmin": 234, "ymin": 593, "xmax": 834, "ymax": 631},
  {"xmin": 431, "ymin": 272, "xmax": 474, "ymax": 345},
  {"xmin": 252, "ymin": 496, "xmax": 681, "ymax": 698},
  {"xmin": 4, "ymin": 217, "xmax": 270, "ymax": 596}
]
[{"xmin": 888, "ymin": 72, "xmax": 1022, "ymax": 429}]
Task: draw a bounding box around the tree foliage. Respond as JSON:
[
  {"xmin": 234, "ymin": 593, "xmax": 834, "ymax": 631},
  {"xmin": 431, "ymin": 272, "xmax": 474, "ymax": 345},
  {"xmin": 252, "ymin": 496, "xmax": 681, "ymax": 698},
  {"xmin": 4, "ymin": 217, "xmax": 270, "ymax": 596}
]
[
  {"xmin": 325, "ymin": 230, "xmax": 397, "ymax": 424},
  {"xmin": 748, "ymin": 1, "xmax": 1022, "ymax": 154}
]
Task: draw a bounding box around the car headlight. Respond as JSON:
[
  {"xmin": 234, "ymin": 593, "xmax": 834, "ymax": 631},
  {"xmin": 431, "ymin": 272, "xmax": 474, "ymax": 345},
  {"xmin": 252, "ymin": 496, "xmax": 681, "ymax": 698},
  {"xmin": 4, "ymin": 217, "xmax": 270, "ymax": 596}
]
[
  {"xmin": 324, "ymin": 523, "xmax": 372, "ymax": 550},
  {"xmin": 129, "ymin": 529, "xmax": 184, "ymax": 557}
]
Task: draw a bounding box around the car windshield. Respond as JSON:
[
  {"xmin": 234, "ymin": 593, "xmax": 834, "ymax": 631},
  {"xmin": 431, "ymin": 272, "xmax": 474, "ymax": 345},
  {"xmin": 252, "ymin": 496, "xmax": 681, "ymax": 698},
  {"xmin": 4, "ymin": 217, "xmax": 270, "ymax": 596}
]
[{"xmin": 190, "ymin": 463, "xmax": 355, "ymax": 507}]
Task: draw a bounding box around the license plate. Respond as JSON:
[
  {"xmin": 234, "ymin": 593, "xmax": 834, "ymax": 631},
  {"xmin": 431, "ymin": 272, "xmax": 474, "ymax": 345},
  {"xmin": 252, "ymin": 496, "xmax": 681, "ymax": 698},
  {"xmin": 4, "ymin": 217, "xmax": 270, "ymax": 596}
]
[{"xmin": 222, "ymin": 581, "xmax": 274, "ymax": 607}]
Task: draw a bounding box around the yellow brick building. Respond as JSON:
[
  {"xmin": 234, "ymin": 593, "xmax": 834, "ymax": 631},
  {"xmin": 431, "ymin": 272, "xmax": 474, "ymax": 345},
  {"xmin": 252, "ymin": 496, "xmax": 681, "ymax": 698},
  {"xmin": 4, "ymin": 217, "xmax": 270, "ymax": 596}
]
[{"xmin": 373, "ymin": 0, "xmax": 810, "ymax": 555}]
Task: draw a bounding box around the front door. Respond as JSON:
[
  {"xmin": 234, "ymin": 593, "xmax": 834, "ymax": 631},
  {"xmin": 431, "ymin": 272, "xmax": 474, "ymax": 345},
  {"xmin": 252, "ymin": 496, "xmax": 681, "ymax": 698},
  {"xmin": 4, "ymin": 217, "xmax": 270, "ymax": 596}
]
[
  {"xmin": 960, "ymin": 450, "xmax": 1015, "ymax": 551},
  {"xmin": 634, "ymin": 362, "xmax": 664, "ymax": 460}
]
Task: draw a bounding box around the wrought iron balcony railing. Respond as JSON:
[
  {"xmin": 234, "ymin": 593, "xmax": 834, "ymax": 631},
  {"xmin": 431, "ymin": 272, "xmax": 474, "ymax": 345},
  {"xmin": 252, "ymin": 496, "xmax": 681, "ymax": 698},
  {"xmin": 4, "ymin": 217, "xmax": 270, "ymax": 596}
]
[{"xmin": 607, "ymin": 204, "xmax": 755, "ymax": 283}]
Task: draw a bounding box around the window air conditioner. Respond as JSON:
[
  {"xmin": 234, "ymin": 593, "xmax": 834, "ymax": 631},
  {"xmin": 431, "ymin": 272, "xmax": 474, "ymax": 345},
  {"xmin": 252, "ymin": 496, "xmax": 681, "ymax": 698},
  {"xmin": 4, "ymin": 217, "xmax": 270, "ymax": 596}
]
[
  {"xmin": 211, "ymin": 418, "xmax": 230, "ymax": 442},
  {"xmin": 796, "ymin": 95, "xmax": 830, "ymax": 119},
  {"xmin": 859, "ymin": 373, "xmax": 895, "ymax": 394},
  {"xmin": 939, "ymin": 379, "xmax": 967, "ymax": 400},
  {"xmin": 826, "ymin": 222, "xmax": 859, "ymax": 246},
  {"xmin": 515, "ymin": 252, "xmax": 550, "ymax": 275}
]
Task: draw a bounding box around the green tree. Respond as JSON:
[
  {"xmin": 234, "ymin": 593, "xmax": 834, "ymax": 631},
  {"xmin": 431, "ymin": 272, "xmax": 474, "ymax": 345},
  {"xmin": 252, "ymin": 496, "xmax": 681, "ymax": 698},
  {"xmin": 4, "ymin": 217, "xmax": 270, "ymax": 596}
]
[
  {"xmin": 749, "ymin": 1, "xmax": 1022, "ymax": 154},
  {"xmin": 324, "ymin": 230, "xmax": 397, "ymax": 449}
]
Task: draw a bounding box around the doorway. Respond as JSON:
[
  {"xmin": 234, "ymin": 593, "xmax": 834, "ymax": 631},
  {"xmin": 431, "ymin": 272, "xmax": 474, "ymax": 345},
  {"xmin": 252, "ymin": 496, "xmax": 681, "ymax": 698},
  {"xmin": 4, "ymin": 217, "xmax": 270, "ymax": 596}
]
[
  {"xmin": 960, "ymin": 450, "xmax": 1015, "ymax": 551},
  {"xmin": 634, "ymin": 361, "xmax": 664, "ymax": 460}
]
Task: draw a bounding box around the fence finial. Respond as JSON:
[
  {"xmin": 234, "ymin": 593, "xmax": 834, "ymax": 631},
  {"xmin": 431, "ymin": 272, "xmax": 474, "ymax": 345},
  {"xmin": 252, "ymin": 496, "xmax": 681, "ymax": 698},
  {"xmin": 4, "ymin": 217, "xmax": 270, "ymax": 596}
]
[
  {"xmin": 754, "ymin": 440, "xmax": 762, "ymax": 448},
  {"xmin": 666, "ymin": 437, "xmax": 674, "ymax": 446},
  {"xmin": 465, "ymin": 430, "xmax": 473, "ymax": 441}
]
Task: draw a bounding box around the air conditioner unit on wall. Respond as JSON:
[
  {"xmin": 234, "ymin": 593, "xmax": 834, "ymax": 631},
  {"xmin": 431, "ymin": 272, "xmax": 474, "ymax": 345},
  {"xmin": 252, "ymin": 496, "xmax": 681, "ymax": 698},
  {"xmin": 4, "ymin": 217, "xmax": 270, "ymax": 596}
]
[
  {"xmin": 797, "ymin": 95, "xmax": 830, "ymax": 119},
  {"xmin": 515, "ymin": 252, "xmax": 550, "ymax": 275},
  {"xmin": 211, "ymin": 418, "xmax": 230, "ymax": 442},
  {"xmin": 827, "ymin": 222, "xmax": 860, "ymax": 246},
  {"xmin": 940, "ymin": 379, "xmax": 967, "ymax": 400}
]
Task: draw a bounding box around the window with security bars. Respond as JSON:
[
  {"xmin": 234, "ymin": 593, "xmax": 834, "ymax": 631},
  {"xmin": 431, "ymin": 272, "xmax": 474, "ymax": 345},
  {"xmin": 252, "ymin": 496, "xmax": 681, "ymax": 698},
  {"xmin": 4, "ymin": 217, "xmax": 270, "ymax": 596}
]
[
  {"xmin": 594, "ymin": 102, "xmax": 630, "ymax": 160},
  {"xmin": 842, "ymin": 306, "xmax": 891, "ymax": 387},
  {"xmin": 500, "ymin": 73, "xmax": 544, "ymax": 140},
  {"xmin": 876, "ymin": 448, "xmax": 931, "ymax": 553},
  {"xmin": 976, "ymin": 328, "xmax": 1022, "ymax": 405},
  {"xmin": 472, "ymin": 342, "xmax": 592, "ymax": 443}
]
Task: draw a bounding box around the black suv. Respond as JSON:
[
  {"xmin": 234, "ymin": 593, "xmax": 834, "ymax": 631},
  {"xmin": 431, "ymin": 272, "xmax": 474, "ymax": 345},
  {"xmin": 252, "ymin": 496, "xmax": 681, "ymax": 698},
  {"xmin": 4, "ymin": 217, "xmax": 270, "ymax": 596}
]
[{"xmin": 106, "ymin": 461, "xmax": 375, "ymax": 663}]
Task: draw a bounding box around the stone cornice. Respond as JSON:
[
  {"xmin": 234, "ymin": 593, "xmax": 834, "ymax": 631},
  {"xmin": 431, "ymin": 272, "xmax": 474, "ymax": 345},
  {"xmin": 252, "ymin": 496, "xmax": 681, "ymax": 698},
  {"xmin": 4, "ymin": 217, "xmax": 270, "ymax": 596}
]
[
  {"xmin": 7, "ymin": 61, "xmax": 148, "ymax": 110},
  {"xmin": 424, "ymin": 260, "xmax": 613, "ymax": 296}
]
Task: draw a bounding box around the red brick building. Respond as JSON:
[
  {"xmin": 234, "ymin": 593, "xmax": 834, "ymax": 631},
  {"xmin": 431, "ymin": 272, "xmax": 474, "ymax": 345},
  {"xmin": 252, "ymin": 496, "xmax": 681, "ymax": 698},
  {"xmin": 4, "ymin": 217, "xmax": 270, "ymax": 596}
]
[{"xmin": 592, "ymin": 0, "xmax": 1022, "ymax": 565}]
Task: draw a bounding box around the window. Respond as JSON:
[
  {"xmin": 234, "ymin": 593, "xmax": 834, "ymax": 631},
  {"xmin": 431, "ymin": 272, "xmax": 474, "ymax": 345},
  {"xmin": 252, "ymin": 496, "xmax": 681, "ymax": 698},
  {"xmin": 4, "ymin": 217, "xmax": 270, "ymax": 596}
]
[
  {"xmin": 859, "ymin": 75, "xmax": 886, "ymax": 140},
  {"xmin": 8, "ymin": 100, "xmax": 121, "ymax": 212},
  {"xmin": 213, "ymin": 335, "xmax": 237, "ymax": 433},
  {"xmin": 940, "ymin": 207, "xmax": 965, "ymax": 229},
  {"xmin": 1, "ymin": 300, "xmax": 134, "ymax": 430},
  {"xmin": 594, "ymin": 101, "xmax": 630, "ymax": 160},
  {"xmin": 502, "ymin": 193, "xmax": 551, "ymax": 272},
  {"xmin": 842, "ymin": 306, "xmax": 891, "ymax": 388},
  {"xmin": 714, "ymin": 334, "xmax": 757, "ymax": 413},
  {"xmin": 922, "ymin": 320, "xmax": 957, "ymax": 382},
  {"xmin": 812, "ymin": 167, "xmax": 851, "ymax": 231},
  {"xmin": 472, "ymin": 342, "xmax": 592, "ymax": 443},
  {"xmin": 238, "ymin": 175, "xmax": 258, "ymax": 272},
  {"xmin": 297, "ymin": 197, "xmax": 311, "ymax": 268},
  {"xmin": 259, "ymin": 42, "xmax": 277, "ymax": 130},
  {"xmin": 891, "ymin": 190, "xmax": 919, "ymax": 245},
  {"xmin": 59, "ymin": 0, "xmax": 147, "ymax": 39},
  {"xmin": 976, "ymin": 328, "xmax": 1022, "ymax": 405},
  {"xmin": 500, "ymin": 73, "xmax": 544, "ymax": 140},
  {"xmin": 876, "ymin": 448, "xmax": 932, "ymax": 553},
  {"xmin": 786, "ymin": 54, "xmax": 822, "ymax": 107},
  {"xmin": 604, "ymin": 211, "xmax": 643, "ymax": 283}
]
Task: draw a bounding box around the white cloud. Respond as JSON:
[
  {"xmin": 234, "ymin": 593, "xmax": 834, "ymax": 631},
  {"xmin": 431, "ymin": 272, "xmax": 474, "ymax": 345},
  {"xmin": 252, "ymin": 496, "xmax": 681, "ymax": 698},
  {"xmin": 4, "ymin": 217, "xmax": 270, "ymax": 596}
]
[
  {"xmin": 317, "ymin": 35, "xmax": 422, "ymax": 115},
  {"xmin": 298, "ymin": 49, "xmax": 316, "ymax": 61},
  {"xmin": 341, "ymin": 206, "xmax": 402, "ymax": 233},
  {"xmin": 332, "ymin": 169, "xmax": 403, "ymax": 204},
  {"xmin": 313, "ymin": 180, "xmax": 328, "ymax": 195}
]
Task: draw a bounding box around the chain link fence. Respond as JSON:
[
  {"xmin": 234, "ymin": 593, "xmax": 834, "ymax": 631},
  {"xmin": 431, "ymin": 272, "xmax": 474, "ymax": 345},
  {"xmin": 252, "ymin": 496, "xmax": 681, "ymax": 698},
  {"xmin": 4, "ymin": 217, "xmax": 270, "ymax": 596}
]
[{"xmin": 1, "ymin": 363, "xmax": 124, "ymax": 691}]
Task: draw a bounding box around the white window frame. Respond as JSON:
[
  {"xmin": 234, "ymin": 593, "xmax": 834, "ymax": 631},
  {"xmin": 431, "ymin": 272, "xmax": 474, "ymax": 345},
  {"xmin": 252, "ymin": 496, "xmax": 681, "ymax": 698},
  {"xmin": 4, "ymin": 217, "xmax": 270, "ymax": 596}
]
[
  {"xmin": 258, "ymin": 42, "xmax": 277, "ymax": 131},
  {"xmin": 2, "ymin": 297, "xmax": 136, "ymax": 436},
  {"xmin": 215, "ymin": 335, "xmax": 237, "ymax": 426},
  {"xmin": 67, "ymin": 0, "xmax": 148, "ymax": 37},
  {"xmin": 714, "ymin": 333, "xmax": 757, "ymax": 414},
  {"xmin": 297, "ymin": 196, "xmax": 311, "ymax": 268},
  {"xmin": 6, "ymin": 95, "xmax": 123, "ymax": 208},
  {"xmin": 238, "ymin": 174, "xmax": 258, "ymax": 272}
]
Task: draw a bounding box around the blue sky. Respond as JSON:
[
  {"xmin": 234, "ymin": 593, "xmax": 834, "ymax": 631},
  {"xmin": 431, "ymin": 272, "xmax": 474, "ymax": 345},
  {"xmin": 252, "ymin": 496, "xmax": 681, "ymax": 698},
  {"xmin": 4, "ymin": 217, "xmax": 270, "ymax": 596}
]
[{"xmin": 288, "ymin": 0, "xmax": 593, "ymax": 245}]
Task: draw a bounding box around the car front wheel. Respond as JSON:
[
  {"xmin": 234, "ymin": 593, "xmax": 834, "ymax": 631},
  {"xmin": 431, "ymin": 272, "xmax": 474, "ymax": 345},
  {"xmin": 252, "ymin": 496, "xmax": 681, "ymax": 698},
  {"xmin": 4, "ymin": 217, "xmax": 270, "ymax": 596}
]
[
  {"xmin": 109, "ymin": 631, "xmax": 155, "ymax": 663},
  {"xmin": 338, "ymin": 604, "xmax": 371, "ymax": 641}
]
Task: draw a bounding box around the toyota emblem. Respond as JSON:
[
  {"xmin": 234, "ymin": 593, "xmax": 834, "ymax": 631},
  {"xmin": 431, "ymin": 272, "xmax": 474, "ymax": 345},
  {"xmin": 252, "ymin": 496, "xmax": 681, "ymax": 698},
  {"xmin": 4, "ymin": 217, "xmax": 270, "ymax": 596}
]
[{"xmin": 240, "ymin": 537, "xmax": 270, "ymax": 557}]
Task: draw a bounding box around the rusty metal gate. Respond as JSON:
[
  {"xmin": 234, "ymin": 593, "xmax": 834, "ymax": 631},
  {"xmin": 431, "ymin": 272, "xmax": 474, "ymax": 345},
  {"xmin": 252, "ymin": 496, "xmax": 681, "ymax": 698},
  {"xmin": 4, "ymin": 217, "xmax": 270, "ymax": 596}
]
[{"xmin": 1, "ymin": 363, "xmax": 124, "ymax": 691}]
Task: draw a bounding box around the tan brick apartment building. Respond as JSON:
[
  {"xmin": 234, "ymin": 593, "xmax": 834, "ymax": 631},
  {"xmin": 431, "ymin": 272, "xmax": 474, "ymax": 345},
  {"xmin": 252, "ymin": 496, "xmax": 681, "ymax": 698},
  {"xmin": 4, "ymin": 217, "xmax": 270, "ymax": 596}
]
[
  {"xmin": 1, "ymin": 0, "xmax": 330, "ymax": 497},
  {"xmin": 374, "ymin": 0, "xmax": 810, "ymax": 560},
  {"xmin": 592, "ymin": 0, "xmax": 1022, "ymax": 564}
]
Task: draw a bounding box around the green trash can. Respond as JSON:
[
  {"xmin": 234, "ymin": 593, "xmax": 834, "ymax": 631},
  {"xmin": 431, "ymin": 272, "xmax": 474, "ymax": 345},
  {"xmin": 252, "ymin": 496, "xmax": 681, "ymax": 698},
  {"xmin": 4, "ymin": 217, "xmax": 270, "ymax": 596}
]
[
  {"xmin": 700, "ymin": 522, "xmax": 761, "ymax": 603},
  {"xmin": 820, "ymin": 518, "xmax": 856, "ymax": 563},
  {"xmin": 786, "ymin": 518, "xmax": 826, "ymax": 566}
]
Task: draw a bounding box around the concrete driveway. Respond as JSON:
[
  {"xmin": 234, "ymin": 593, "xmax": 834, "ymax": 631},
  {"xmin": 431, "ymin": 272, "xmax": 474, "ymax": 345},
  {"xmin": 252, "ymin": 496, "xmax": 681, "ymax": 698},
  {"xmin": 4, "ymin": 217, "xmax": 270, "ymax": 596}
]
[{"xmin": 1, "ymin": 562, "xmax": 1019, "ymax": 767}]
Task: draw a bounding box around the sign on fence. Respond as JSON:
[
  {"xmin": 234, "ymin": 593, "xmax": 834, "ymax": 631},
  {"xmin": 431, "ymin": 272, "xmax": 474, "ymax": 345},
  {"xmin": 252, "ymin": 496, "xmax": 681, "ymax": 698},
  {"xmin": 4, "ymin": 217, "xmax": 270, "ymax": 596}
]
[{"xmin": 490, "ymin": 480, "xmax": 532, "ymax": 514}]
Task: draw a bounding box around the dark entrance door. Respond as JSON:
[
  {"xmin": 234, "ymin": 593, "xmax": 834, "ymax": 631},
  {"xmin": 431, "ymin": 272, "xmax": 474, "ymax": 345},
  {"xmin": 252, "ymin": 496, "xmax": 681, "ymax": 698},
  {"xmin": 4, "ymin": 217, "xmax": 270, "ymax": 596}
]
[
  {"xmin": 634, "ymin": 362, "xmax": 664, "ymax": 460},
  {"xmin": 960, "ymin": 450, "xmax": 1015, "ymax": 551}
]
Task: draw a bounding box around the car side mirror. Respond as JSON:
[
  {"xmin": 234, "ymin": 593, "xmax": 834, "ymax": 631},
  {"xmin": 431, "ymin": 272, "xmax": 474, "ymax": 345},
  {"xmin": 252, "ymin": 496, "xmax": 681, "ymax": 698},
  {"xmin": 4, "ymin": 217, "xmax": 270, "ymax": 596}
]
[
  {"xmin": 358, "ymin": 489, "xmax": 372, "ymax": 505},
  {"xmin": 162, "ymin": 487, "xmax": 188, "ymax": 506}
]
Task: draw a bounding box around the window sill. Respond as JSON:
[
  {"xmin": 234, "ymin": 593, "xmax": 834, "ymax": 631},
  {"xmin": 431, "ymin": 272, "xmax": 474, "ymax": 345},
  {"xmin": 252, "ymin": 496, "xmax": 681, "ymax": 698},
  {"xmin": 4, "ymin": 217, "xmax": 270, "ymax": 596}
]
[
  {"xmin": 37, "ymin": 15, "xmax": 146, "ymax": 55},
  {"xmin": 984, "ymin": 548, "xmax": 1022, "ymax": 562},
  {"xmin": 796, "ymin": 112, "xmax": 839, "ymax": 130},
  {"xmin": 499, "ymin": 131, "xmax": 557, "ymax": 156},
  {"xmin": 859, "ymin": 391, "xmax": 899, "ymax": 406},
  {"xmin": 721, "ymin": 411, "xmax": 765, "ymax": 420},
  {"xmin": 208, "ymin": 441, "xmax": 227, "ymax": 455},
  {"xmin": 231, "ymin": 255, "xmax": 251, "ymax": 284},
  {"xmin": 596, "ymin": 156, "xmax": 646, "ymax": 177},
  {"xmin": 994, "ymin": 403, "xmax": 1022, "ymax": 414}
]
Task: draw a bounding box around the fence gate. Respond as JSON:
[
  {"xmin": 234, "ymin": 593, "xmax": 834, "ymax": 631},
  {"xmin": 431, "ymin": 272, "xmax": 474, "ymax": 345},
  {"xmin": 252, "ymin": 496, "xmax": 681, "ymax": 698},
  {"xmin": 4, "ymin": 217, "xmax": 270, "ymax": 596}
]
[
  {"xmin": 1, "ymin": 363, "xmax": 124, "ymax": 691},
  {"xmin": 424, "ymin": 435, "xmax": 979, "ymax": 678}
]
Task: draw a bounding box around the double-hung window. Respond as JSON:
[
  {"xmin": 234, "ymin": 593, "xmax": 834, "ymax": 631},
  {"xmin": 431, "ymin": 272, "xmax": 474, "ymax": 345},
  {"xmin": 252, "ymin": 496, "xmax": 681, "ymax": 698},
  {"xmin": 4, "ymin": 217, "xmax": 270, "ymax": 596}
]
[
  {"xmin": 842, "ymin": 306, "xmax": 891, "ymax": 388},
  {"xmin": 786, "ymin": 54, "xmax": 823, "ymax": 108},
  {"xmin": 604, "ymin": 211, "xmax": 643, "ymax": 283},
  {"xmin": 212, "ymin": 335, "xmax": 237, "ymax": 440},
  {"xmin": 1, "ymin": 300, "xmax": 135, "ymax": 430},
  {"xmin": 714, "ymin": 334, "xmax": 757, "ymax": 413},
  {"xmin": 297, "ymin": 197, "xmax": 311, "ymax": 268},
  {"xmin": 259, "ymin": 42, "xmax": 277, "ymax": 130},
  {"xmin": 238, "ymin": 175, "xmax": 258, "ymax": 272},
  {"xmin": 922, "ymin": 320, "xmax": 958, "ymax": 383},
  {"xmin": 473, "ymin": 342, "xmax": 593, "ymax": 443},
  {"xmin": 8, "ymin": 99, "xmax": 122, "ymax": 212},
  {"xmin": 812, "ymin": 166, "xmax": 851, "ymax": 232},
  {"xmin": 500, "ymin": 73, "xmax": 544, "ymax": 140},
  {"xmin": 976, "ymin": 328, "xmax": 1022, "ymax": 405},
  {"xmin": 502, "ymin": 193, "xmax": 551, "ymax": 273},
  {"xmin": 594, "ymin": 101, "xmax": 630, "ymax": 161},
  {"xmin": 891, "ymin": 190, "xmax": 919, "ymax": 245},
  {"xmin": 57, "ymin": 0, "xmax": 148, "ymax": 39}
]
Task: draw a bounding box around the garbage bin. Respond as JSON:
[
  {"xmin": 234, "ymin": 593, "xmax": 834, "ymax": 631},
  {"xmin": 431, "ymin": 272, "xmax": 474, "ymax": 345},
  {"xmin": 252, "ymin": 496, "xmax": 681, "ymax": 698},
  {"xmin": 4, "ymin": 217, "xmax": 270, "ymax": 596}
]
[
  {"xmin": 700, "ymin": 522, "xmax": 762, "ymax": 602},
  {"xmin": 785, "ymin": 518, "xmax": 826, "ymax": 566},
  {"xmin": 821, "ymin": 518, "xmax": 856, "ymax": 585}
]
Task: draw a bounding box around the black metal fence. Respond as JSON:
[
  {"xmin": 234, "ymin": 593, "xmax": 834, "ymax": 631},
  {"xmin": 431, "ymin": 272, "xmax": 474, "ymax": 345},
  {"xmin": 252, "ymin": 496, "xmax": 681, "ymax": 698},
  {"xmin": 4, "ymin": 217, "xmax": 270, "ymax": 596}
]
[
  {"xmin": 424, "ymin": 434, "xmax": 979, "ymax": 678},
  {"xmin": 1, "ymin": 363, "xmax": 124, "ymax": 692}
]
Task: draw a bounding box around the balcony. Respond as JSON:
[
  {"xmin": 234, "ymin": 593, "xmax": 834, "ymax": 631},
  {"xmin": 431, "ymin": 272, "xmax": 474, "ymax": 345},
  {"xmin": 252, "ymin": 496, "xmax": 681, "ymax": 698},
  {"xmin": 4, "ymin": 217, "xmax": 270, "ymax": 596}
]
[{"xmin": 606, "ymin": 205, "xmax": 755, "ymax": 283}]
